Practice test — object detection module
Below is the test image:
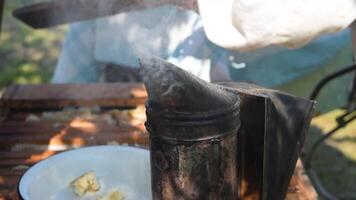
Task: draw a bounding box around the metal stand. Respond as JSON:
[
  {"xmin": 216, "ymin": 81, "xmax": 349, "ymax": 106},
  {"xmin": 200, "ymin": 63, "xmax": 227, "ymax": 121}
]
[{"xmin": 304, "ymin": 21, "xmax": 356, "ymax": 200}]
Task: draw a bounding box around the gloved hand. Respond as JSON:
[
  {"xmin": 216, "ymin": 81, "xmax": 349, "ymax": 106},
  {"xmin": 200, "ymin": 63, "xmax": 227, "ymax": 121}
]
[{"xmin": 198, "ymin": 0, "xmax": 356, "ymax": 51}]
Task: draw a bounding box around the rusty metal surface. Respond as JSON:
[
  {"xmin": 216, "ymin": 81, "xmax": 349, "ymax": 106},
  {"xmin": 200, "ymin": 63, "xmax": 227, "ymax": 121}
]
[
  {"xmin": 150, "ymin": 133, "xmax": 237, "ymax": 200},
  {"xmin": 142, "ymin": 57, "xmax": 241, "ymax": 199},
  {"xmin": 146, "ymin": 107, "xmax": 240, "ymax": 199}
]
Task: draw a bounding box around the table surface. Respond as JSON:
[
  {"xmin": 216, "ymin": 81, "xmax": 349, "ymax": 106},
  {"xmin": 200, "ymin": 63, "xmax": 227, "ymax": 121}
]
[{"xmin": 0, "ymin": 83, "xmax": 317, "ymax": 200}]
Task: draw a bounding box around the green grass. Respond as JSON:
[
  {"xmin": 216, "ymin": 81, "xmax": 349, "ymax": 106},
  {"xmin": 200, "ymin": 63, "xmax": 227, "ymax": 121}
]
[
  {"xmin": 304, "ymin": 109, "xmax": 356, "ymax": 198},
  {"xmin": 0, "ymin": 1, "xmax": 66, "ymax": 88}
]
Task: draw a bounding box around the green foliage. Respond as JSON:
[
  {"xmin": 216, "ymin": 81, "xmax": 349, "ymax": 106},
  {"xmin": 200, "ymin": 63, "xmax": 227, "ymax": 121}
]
[{"xmin": 0, "ymin": 0, "xmax": 67, "ymax": 88}]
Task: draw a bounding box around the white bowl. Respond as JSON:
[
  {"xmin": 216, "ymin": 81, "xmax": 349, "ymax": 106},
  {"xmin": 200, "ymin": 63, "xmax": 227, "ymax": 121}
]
[{"xmin": 18, "ymin": 146, "xmax": 151, "ymax": 200}]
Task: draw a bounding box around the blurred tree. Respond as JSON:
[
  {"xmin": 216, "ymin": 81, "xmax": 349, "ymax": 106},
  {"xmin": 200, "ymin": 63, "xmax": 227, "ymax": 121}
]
[{"xmin": 0, "ymin": 0, "xmax": 67, "ymax": 88}]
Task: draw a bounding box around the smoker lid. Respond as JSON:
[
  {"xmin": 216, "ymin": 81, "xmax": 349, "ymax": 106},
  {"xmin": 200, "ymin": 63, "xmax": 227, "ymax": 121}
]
[
  {"xmin": 139, "ymin": 56, "xmax": 240, "ymax": 140},
  {"xmin": 139, "ymin": 56, "xmax": 238, "ymax": 117}
]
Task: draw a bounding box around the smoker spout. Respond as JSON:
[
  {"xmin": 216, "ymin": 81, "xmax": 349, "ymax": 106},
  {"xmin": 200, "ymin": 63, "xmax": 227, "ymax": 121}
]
[{"xmin": 139, "ymin": 56, "xmax": 238, "ymax": 113}]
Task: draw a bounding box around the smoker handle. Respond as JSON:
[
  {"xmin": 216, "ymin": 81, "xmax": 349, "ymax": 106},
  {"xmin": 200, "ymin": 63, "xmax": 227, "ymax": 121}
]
[{"xmin": 12, "ymin": 0, "xmax": 155, "ymax": 29}]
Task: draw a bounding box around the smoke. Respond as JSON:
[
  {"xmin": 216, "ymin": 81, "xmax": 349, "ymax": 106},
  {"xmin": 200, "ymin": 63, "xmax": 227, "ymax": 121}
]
[
  {"xmin": 129, "ymin": 4, "xmax": 187, "ymax": 61},
  {"xmin": 79, "ymin": 0, "xmax": 192, "ymax": 66},
  {"xmin": 44, "ymin": 0, "xmax": 197, "ymax": 83},
  {"xmin": 129, "ymin": 3, "xmax": 199, "ymax": 84}
]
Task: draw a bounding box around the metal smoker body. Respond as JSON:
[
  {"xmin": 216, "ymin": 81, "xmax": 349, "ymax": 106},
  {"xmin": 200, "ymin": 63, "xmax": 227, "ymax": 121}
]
[
  {"xmin": 146, "ymin": 93, "xmax": 240, "ymax": 200},
  {"xmin": 141, "ymin": 57, "xmax": 315, "ymax": 200},
  {"xmin": 140, "ymin": 56, "xmax": 241, "ymax": 199}
]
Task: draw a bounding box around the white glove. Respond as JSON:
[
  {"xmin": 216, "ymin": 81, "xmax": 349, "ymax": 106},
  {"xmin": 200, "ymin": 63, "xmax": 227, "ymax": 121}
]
[{"xmin": 198, "ymin": 0, "xmax": 356, "ymax": 51}]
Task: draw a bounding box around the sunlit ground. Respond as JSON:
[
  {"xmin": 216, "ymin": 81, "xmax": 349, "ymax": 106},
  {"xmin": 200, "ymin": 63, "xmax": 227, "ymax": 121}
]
[{"xmin": 304, "ymin": 109, "xmax": 356, "ymax": 198}]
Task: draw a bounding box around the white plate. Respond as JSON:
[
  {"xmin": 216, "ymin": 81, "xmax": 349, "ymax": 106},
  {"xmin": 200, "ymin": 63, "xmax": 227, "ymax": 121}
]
[{"xmin": 18, "ymin": 146, "xmax": 152, "ymax": 200}]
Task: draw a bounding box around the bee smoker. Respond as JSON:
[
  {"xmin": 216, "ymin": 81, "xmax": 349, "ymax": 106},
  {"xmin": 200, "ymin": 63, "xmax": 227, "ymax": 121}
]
[
  {"xmin": 140, "ymin": 57, "xmax": 315, "ymax": 200},
  {"xmin": 140, "ymin": 57, "xmax": 241, "ymax": 199}
]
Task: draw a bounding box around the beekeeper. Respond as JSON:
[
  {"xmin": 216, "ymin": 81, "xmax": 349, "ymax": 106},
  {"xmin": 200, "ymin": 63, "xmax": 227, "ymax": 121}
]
[{"xmin": 53, "ymin": 0, "xmax": 356, "ymax": 111}]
